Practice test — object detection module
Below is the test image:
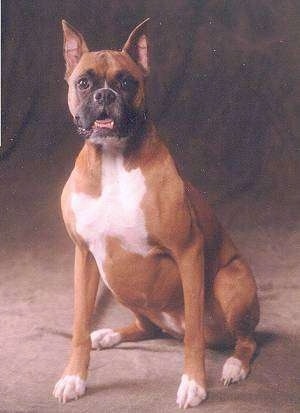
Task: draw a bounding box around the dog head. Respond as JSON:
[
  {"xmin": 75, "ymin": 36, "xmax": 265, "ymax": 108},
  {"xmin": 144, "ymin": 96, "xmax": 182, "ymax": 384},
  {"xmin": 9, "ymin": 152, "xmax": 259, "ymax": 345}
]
[{"xmin": 62, "ymin": 19, "xmax": 149, "ymax": 148}]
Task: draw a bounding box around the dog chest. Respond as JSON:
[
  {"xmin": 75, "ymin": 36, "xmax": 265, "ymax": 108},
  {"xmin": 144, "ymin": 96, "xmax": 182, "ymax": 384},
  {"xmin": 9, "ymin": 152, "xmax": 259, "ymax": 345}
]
[{"xmin": 71, "ymin": 153, "xmax": 151, "ymax": 268}]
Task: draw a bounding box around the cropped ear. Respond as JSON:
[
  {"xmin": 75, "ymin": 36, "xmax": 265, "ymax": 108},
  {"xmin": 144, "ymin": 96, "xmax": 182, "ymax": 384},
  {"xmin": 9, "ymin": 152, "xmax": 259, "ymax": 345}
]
[
  {"xmin": 62, "ymin": 19, "xmax": 89, "ymax": 78},
  {"xmin": 122, "ymin": 18, "xmax": 150, "ymax": 75}
]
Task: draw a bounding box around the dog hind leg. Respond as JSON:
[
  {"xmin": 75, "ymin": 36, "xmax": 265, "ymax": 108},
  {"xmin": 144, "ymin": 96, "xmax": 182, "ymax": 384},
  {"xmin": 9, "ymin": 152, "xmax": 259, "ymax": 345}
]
[
  {"xmin": 91, "ymin": 312, "xmax": 159, "ymax": 349},
  {"xmin": 213, "ymin": 257, "xmax": 259, "ymax": 385},
  {"xmin": 221, "ymin": 327, "xmax": 257, "ymax": 385}
]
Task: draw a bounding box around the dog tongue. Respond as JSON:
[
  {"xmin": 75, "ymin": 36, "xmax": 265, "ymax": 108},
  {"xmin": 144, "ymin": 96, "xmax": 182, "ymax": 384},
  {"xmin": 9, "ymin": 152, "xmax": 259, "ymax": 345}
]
[{"xmin": 94, "ymin": 119, "xmax": 114, "ymax": 129}]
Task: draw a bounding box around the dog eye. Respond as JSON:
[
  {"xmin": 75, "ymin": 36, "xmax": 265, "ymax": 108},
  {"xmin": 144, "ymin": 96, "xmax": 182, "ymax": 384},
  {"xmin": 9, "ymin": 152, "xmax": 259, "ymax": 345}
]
[
  {"xmin": 120, "ymin": 78, "xmax": 130, "ymax": 89},
  {"xmin": 77, "ymin": 78, "xmax": 90, "ymax": 90}
]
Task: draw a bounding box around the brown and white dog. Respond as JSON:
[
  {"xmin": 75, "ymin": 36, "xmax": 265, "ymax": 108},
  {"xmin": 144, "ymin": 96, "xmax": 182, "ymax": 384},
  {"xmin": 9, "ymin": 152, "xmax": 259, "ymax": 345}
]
[{"xmin": 53, "ymin": 19, "xmax": 259, "ymax": 408}]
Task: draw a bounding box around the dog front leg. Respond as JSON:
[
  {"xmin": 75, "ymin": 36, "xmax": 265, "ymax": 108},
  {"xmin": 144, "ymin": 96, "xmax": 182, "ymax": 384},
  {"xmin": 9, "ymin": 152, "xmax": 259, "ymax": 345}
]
[
  {"xmin": 53, "ymin": 246, "xmax": 99, "ymax": 403},
  {"xmin": 175, "ymin": 241, "xmax": 207, "ymax": 409}
]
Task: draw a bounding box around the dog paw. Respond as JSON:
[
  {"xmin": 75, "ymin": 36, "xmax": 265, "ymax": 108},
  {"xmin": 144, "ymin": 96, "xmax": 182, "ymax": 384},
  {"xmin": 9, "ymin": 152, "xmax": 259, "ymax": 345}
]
[
  {"xmin": 53, "ymin": 375, "xmax": 86, "ymax": 403},
  {"xmin": 176, "ymin": 374, "xmax": 207, "ymax": 409},
  {"xmin": 221, "ymin": 356, "xmax": 247, "ymax": 386},
  {"xmin": 90, "ymin": 328, "xmax": 121, "ymax": 350}
]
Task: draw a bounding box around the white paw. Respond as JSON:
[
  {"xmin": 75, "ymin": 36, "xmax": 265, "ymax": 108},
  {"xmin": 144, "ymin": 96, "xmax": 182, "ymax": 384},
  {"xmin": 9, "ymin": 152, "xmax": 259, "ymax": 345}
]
[
  {"xmin": 90, "ymin": 328, "xmax": 121, "ymax": 350},
  {"xmin": 53, "ymin": 375, "xmax": 86, "ymax": 403},
  {"xmin": 221, "ymin": 356, "xmax": 247, "ymax": 386},
  {"xmin": 176, "ymin": 374, "xmax": 207, "ymax": 409}
]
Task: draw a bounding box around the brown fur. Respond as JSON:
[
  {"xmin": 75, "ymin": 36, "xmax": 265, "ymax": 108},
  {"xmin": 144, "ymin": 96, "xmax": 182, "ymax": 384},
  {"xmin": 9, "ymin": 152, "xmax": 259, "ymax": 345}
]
[{"xmin": 55, "ymin": 19, "xmax": 259, "ymax": 407}]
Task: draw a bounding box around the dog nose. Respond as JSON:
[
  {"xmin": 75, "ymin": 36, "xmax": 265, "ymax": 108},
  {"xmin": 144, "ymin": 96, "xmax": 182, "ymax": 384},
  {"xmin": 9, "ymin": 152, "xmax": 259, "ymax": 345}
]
[{"xmin": 94, "ymin": 88, "xmax": 116, "ymax": 105}]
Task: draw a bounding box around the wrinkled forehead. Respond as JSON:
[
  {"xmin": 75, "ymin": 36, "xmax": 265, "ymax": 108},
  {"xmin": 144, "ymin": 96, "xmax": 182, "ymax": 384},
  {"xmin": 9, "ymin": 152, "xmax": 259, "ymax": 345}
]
[{"xmin": 69, "ymin": 50, "xmax": 143, "ymax": 83}]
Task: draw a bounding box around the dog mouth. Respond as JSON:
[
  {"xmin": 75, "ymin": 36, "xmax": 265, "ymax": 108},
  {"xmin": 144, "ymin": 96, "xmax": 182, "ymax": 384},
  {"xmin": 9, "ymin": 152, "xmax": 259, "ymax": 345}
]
[
  {"xmin": 77, "ymin": 116, "xmax": 117, "ymax": 139},
  {"xmin": 92, "ymin": 118, "xmax": 114, "ymax": 130},
  {"xmin": 89, "ymin": 117, "xmax": 128, "ymax": 148}
]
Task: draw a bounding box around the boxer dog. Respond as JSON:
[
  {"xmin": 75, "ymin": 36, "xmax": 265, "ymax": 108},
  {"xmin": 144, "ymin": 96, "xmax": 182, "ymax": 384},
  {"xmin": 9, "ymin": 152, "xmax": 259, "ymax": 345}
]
[{"xmin": 53, "ymin": 19, "xmax": 259, "ymax": 408}]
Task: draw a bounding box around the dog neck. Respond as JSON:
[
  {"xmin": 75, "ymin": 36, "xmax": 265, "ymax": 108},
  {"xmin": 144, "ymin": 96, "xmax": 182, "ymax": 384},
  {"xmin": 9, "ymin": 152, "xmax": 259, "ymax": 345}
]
[{"xmin": 84, "ymin": 118, "xmax": 153, "ymax": 160}]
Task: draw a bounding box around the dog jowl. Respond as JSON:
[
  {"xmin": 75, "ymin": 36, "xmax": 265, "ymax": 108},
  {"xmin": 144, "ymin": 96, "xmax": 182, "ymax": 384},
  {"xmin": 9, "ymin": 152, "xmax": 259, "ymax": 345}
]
[{"xmin": 53, "ymin": 18, "xmax": 259, "ymax": 408}]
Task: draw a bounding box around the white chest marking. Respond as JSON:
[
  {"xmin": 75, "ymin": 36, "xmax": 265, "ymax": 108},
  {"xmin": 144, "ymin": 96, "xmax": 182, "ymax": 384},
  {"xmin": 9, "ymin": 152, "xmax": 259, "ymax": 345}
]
[{"xmin": 71, "ymin": 151, "xmax": 150, "ymax": 288}]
